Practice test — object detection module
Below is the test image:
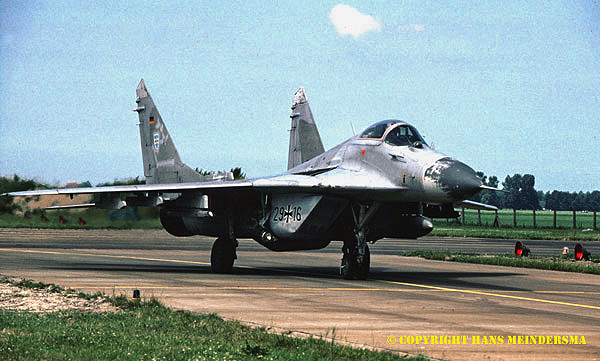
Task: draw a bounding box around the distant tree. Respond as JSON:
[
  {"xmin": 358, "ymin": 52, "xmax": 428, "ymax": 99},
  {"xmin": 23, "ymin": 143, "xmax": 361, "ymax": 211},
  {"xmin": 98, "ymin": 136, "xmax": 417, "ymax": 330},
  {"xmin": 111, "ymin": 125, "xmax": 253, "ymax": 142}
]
[
  {"xmin": 543, "ymin": 191, "xmax": 555, "ymax": 209},
  {"xmin": 96, "ymin": 176, "xmax": 145, "ymax": 187},
  {"xmin": 545, "ymin": 190, "xmax": 575, "ymax": 210},
  {"xmin": 194, "ymin": 168, "xmax": 212, "ymax": 176},
  {"xmin": 471, "ymin": 172, "xmax": 501, "ymax": 207},
  {"xmin": 589, "ymin": 191, "xmax": 600, "ymax": 211},
  {"xmin": 194, "ymin": 167, "xmax": 247, "ymax": 180},
  {"xmin": 501, "ymin": 174, "xmax": 539, "ymax": 209},
  {"xmin": 0, "ymin": 175, "xmax": 44, "ymax": 214},
  {"xmin": 571, "ymin": 191, "xmax": 588, "ymax": 211},
  {"xmin": 230, "ymin": 167, "xmax": 246, "ymax": 180},
  {"xmin": 487, "ymin": 175, "xmax": 499, "ymax": 188},
  {"xmin": 520, "ymin": 174, "xmax": 539, "ymax": 210},
  {"xmin": 502, "ymin": 174, "xmax": 522, "ymax": 209},
  {"xmin": 537, "ymin": 190, "xmax": 546, "ymax": 209},
  {"xmin": 78, "ymin": 180, "xmax": 92, "ymax": 188}
]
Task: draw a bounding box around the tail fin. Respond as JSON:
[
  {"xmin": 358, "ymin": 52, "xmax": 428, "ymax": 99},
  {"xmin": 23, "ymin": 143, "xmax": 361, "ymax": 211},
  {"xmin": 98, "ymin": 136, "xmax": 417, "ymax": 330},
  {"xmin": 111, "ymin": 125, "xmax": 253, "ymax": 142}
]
[
  {"xmin": 287, "ymin": 87, "xmax": 325, "ymax": 170},
  {"xmin": 134, "ymin": 79, "xmax": 203, "ymax": 184}
]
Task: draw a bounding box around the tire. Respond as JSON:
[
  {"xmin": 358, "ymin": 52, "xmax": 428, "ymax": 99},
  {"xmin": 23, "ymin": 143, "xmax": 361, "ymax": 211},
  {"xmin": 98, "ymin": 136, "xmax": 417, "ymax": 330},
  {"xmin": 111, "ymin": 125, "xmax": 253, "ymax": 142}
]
[
  {"xmin": 355, "ymin": 245, "xmax": 370, "ymax": 280},
  {"xmin": 340, "ymin": 245, "xmax": 370, "ymax": 280},
  {"xmin": 211, "ymin": 237, "xmax": 236, "ymax": 274},
  {"xmin": 340, "ymin": 250, "xmax": 355, "ymax": 280}
]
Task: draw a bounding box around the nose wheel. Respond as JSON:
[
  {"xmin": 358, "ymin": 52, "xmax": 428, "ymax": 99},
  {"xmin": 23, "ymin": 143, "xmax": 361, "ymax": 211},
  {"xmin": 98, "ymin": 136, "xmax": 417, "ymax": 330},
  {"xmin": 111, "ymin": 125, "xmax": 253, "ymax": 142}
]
[
  {"xmin": 341, "ymin": 202, "xmax": 379, "ymax": 280},
  {"xmin": 211, "ymin": 237, "xmax": 237, "ymax": 274}
]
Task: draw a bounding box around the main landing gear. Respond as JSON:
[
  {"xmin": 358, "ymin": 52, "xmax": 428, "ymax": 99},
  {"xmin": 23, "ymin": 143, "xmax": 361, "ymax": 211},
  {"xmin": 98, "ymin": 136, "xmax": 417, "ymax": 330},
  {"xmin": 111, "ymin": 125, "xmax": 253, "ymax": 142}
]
[
  {"xmin": 210, "ymin": 237, "xmax": 237, "ymax": 273},
  {"xmin": 340, "ymin": 202, "xmax": 380, "ymax": 280},
  {"xmin": 341, "ymin": 243, "xmax": 370, "ymax": 280}
]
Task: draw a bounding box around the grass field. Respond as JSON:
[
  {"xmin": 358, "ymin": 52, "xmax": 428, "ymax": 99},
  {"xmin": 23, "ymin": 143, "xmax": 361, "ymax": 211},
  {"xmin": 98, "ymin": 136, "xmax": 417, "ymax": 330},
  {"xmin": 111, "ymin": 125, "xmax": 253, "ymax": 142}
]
[
  {"xmin": 432, "ymin": 209, "xmax": 600, "ymax": 241},
  {"xmin": 448, "ymin": 209, "xmax": 598, "ymax": 229},
  {"xmin": 402, "ymin": 250, "xmax": 600, "ymax": 275},
  {"xmin": 0, "ymin": 280, "xmax": 426, "ymax": 361},
  {"xmin": 430, "ymin": 225, "xmax": 600, "ymax": 241}
]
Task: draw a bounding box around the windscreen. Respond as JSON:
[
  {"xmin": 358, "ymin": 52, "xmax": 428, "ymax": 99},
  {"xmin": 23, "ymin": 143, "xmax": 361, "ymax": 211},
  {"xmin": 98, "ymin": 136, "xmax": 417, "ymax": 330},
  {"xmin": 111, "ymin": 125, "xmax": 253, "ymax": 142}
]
[
  {"xmin": 384, "ymin": 124, "xmax": 427, "ymax": 146},
  {"xmin": 359, "ymin": 120, "xmax": 402, "ymax": 139}
]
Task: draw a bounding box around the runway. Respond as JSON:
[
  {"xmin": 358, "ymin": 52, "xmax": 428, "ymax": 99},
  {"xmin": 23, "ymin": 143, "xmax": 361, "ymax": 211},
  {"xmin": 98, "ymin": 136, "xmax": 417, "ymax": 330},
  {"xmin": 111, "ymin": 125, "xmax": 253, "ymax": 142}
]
[{"xmin": 1, "ymin": 228, "xmax": 599, "ymax": 361}]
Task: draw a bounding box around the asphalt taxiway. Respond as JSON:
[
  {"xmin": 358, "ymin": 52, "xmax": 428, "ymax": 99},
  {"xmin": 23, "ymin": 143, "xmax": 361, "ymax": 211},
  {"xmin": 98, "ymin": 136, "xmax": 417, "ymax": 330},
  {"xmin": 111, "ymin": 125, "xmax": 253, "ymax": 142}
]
[{"xmin": 1, "ymin": 228, "xmax": 598, "ymax": 361}]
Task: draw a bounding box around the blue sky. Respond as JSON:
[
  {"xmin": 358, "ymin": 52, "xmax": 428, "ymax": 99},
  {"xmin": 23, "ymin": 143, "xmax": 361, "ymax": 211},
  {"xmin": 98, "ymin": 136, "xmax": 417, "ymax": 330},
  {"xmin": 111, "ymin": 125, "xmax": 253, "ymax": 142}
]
[{"xmin": 1, "ymin": 1, "xmax": 599, "ymax": 191}]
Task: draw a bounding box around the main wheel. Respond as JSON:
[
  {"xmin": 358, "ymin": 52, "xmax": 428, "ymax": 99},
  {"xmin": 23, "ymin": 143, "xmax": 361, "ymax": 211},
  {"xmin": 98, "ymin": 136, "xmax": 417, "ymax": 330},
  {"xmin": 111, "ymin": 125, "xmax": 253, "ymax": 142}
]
[
  {"xmin": 340, "ymin": 244, "xmax": 370, "ymax": 280},
  {"xmin": 355, "ymin": 245, "xmax": 370, "ymax": 280},
  {"xmin": 340, "ymin": 246, "xmax": 355, "ymax": 280},
  {"xmin": 211, "ymin": 237, "xmax": 236, "ymax": 274}
]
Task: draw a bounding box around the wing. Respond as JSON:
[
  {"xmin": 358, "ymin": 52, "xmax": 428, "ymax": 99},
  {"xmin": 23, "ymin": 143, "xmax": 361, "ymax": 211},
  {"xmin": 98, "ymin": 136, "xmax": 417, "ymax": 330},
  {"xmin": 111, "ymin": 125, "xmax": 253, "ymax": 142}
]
[
  {"xmin": 3, "ymin": 179, "xmax": 253, "ymax": 209},
  {"xmin": 4, "ymin": 170, "xmax": 407, "ymax": 209},
  {"xmin": 4, "ymin": 180, "xmax": 252, "ymax": 197}
]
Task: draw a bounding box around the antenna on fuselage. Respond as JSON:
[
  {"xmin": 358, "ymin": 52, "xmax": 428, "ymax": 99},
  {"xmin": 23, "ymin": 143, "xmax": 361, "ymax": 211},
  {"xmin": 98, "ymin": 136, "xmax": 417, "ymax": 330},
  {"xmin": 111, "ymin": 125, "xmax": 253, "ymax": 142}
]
[{"xmin": 350, "ymin": 122, "xmax": 356, "ymax": 136}]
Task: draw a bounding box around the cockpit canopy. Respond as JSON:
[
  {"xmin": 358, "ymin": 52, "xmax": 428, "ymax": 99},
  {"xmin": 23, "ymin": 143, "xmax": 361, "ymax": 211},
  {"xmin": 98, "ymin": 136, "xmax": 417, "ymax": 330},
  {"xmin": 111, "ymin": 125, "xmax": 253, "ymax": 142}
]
[{"xmin": 359, "ymin": 119, "xmax": 427, "ymax": 147}]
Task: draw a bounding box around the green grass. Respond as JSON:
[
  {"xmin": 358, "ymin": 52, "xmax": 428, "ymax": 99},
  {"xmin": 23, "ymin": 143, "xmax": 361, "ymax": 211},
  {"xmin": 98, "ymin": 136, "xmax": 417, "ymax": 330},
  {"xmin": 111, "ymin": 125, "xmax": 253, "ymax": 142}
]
[
  {"xmin": 0, "ymin": 280, "xmax": 426, "ymax": 361},
  {"xmin": 5, "ymin": 279, "xmax": 65, "ymax": 294},
  {"xmin": 449, "ymin": 209, "xmax": 598, "ymax": 229},
  {"xmin": 430, "ymin": 224, "xmax": 600, "ymax": 241},
  {"xmin": 402, "ymin": 250, "xmax": 600, "ymax": 275},
  {"xmin": 4, "ymin": 278, "xmax": 105, "ymax": 301},
  {"xmin": 432, "ymin": 209, "xmax": 600, "ymax": 241}
]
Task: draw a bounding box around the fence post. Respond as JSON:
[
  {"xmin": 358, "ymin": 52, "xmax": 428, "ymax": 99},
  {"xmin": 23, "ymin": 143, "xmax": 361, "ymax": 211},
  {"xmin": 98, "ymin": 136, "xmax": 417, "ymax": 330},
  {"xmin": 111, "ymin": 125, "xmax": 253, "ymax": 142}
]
[
  {"xmin": 513, "ymin": 206, "xmax": 517, "ymax": 228},
  {"xmin": 477, "ymin": 209, "xmax": 481, "ymax": 225},
  {"xmin": 532, "ymin": 205, "xmax": 536, "ymax": 229},
  {"xmin": 594, "ymin": 209, "xmax": 597, "ymax": 230},
  {"xmin": 493, "ymin": 210, "xmax": 500, "ymax": 228},
  {"xmin": 552, "ymin": 207, "xmax": 556, "ymax": 229},
  {"xmin": 571, "ymin": 208, "xmax": 576, "ymax": 229},
  {"xmin": 462, "ymin": 207, "xmax": 465, "ymax": 225}
]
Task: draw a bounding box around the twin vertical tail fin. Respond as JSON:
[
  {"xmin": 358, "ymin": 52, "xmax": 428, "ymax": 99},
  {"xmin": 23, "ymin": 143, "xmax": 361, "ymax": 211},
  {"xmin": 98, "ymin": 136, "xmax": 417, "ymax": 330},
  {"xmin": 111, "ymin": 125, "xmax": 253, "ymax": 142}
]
[
  {"xmin": 134, "ymin": 79, "xmax": 202, "ymax": 184},
  {"xmin": 287, "ymin": 87, "xmax": 325, "ymax": 170},
  {"xmin": 136, "ymin": 82, "xmax": 324, "ymax": 180}
]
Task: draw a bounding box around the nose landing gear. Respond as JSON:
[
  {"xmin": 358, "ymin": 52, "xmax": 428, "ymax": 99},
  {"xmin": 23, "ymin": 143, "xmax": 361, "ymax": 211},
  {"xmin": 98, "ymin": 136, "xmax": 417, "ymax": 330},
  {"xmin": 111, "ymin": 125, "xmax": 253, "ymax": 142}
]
[{"xmin": 340, "ymin": 202, "xmax": 379, "ymax": 280}]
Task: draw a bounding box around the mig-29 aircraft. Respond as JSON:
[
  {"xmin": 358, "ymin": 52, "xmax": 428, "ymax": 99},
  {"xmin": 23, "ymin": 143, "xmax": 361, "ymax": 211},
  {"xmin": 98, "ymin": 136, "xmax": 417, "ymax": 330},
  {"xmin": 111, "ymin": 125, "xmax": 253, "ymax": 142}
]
[{"xmin": 5, "ymin": 79, "xmax": 497, "ymax": 279}]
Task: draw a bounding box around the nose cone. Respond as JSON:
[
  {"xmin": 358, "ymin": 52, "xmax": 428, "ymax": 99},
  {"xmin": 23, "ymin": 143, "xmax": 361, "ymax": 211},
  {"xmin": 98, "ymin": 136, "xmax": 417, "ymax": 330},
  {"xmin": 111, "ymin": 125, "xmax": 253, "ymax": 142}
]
[{"xmin": 425, "ymin": 157, "xmax": 482, "ymax": 200}]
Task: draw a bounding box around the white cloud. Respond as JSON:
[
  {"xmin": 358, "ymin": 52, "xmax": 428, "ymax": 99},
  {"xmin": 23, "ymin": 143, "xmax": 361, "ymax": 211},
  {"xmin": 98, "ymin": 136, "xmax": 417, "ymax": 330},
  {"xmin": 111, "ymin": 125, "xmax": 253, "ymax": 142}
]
[
  {"xmin": 397, "ymin": 24, "xmax": 426, "ymax": 32},
  {"xmin": 329, "ymin": 4, "xmax": 381, "ymax": 39}
]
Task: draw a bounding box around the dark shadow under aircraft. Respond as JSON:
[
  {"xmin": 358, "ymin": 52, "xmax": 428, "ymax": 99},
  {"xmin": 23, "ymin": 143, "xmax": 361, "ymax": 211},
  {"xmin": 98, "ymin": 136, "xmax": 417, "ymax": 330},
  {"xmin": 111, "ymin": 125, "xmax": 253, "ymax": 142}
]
[{"xmin": 5, "ymin": 80, "xmax": 498, "ymax": 279}]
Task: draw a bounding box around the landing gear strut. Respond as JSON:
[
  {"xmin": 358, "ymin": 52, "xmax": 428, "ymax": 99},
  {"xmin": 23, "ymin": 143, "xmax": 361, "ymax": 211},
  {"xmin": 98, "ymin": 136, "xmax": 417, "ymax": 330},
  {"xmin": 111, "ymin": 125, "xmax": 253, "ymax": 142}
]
[
  {"xmin": 210, "ymin": 237, "xmax": 237, "ymax": 273},
  {"xmin": 340, "ymin": 202, "xmax": 380, "ymax": 280}
]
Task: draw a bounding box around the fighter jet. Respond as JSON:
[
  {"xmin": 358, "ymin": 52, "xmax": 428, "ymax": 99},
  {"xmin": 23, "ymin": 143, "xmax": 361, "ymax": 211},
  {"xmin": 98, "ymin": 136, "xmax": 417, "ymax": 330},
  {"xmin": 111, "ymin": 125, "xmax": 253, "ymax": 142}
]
[{"xmin": 5, "ymin": 79, "xmax": 496, "ymax": 279}]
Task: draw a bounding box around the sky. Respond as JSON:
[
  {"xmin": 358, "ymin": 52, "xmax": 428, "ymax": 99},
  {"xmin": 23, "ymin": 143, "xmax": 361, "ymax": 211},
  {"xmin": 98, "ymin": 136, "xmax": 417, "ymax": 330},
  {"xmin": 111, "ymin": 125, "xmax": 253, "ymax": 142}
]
[{"xmin": 1, "ymin": 1, "xmax": 599, "ymax": 192}]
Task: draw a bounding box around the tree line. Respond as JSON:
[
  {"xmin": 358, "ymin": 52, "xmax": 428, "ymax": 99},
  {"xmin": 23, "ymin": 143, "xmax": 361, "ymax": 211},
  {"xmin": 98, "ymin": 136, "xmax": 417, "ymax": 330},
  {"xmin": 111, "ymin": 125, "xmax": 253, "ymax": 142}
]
[{"xmin": 471, "ymin": 172, "xmax": 600, "ymax": 211}]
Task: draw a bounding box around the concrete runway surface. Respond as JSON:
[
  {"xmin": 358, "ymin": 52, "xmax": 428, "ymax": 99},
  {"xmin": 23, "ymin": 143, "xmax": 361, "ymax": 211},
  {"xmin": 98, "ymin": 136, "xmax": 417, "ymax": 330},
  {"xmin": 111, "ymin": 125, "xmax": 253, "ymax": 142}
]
[{"xmin": 1, "ymin": 228, "xmax": 599, "ymax": 361}]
